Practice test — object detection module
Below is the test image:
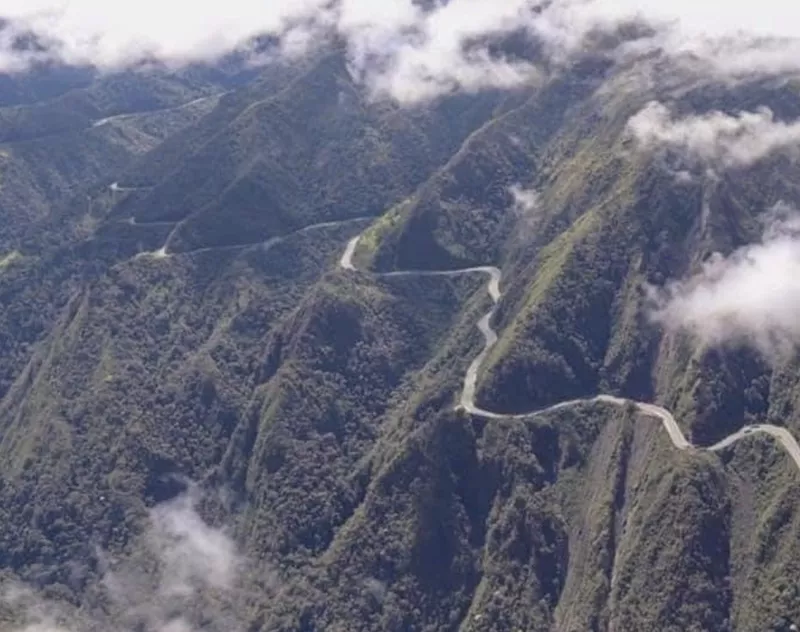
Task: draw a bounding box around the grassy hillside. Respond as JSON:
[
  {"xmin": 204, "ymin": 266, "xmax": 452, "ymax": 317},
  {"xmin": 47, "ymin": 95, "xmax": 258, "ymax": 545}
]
[
  {"xmin": 0, "ymin": 45, "xmax": 800, "ymax": 632},
  {"xmin": 111, "ymin": 54, "xmax": 509, "ymax": 254}
]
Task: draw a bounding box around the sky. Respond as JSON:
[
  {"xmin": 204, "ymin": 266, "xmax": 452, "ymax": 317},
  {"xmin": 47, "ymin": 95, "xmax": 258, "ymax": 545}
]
[{"xmin": 2, "ymin": 0, "xmax": 800, "ymax": 102}]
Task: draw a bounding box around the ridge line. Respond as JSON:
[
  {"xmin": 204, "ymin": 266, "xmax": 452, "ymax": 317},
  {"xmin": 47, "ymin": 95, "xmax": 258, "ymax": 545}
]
[{"xmin": 339, "ymin": 234, "xmax": 800, "ymax": 471}]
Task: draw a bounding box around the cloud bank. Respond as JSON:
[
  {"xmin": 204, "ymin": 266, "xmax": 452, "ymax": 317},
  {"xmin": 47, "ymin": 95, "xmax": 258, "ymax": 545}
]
[
  {"xmin": 0, "ymin": 0, "xmax": 540, "ymax": 102},
  {"xmin": 3, "ymin": 1, "xmax": 800, "ymax": 102},
  {"xmin": 4, "ymin": 489, "xmax": 249, "ymax": 632},
  {"xmin": 146, "ymin": 492, "xmax": 239, "ymax": 598},
  {"xmin": 527, "ymin": 0, "xmax": 800, "ymax": 79},
  {"xmin": 649, "ymin": 203, "xmax": 800, "ymax": 360},
  {"xmin": 509, "ymin": 184, "xmax": 540, "ymax": 215},
  {"xmin": 628, "ymin": 102, "xmax": 800, "ymax": 170}
]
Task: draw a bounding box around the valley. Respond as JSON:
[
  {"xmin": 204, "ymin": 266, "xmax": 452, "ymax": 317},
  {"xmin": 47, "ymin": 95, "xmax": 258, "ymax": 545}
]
[
  {"xmin": 1, "ymin": 7, "xmax": 800, "ymax": 630},
  {"xmin": 341, "ymin": 234, "xmax": 800, "ymax": 470}
]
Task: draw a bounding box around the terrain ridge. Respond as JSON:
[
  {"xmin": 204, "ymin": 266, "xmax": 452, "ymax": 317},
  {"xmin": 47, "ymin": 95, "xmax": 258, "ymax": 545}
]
[{"xmin": 340, "ymin": 234, "xmax": 800, "ymax": 471}]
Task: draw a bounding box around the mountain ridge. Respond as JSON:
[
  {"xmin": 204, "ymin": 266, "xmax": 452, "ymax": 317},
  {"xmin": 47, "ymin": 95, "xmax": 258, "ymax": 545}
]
[{"xmin": 0, "ymin": 41, "xmax": 800, "ymax": 632}]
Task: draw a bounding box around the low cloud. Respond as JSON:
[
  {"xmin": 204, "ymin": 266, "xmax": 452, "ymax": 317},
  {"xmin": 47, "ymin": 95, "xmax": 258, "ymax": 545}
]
[
  {"xmin": 341, "ymin": 0, "xmax": 541, "ymax": 103},
  {"xmin": 0, "ymin": 0, "xmax": 539, "ymax": 103},
  {"xmin": 649, "ymin": 202, "xmax": 800, "ymax": 360},
  {"xmin": 627, "ymin": 102, "xmax": 800, "ymax": 170},
  {"xmin": 507, "ymin": 184, "xmax": 543, "ymax": 241},
  {"xmin": 3, "ymin": 1, "xmax": 800, "ymax": 103},
  {"xmin": 528, "ymin": 0, "xmax": 800, "ymax": 78},
  {"xmin": 0, "ymin": 0, "xmax": 322, "ymax": 69},
  {"xmin": 509, "ymin": 184, "xmax": 540, "ymax": 215},
  {"xmin": 3, "ymin": 488, "xmax": 254, "ymax": 632},
  {"xmin": 1, "ymin": 585, "xmax": 72, "ymax": 632},
  {"xmin": 146, "ymin": 492, "xmax": 239, "ymax": 597}
]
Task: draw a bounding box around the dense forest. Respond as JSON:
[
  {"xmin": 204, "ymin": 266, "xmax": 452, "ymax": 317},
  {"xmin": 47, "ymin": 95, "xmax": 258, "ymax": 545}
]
[{"xmin": 0, "ymin": 19, "xmax": 798, "ymax": 632}]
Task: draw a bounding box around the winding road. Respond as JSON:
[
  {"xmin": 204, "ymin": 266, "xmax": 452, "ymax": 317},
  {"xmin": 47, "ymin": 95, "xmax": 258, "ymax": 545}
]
[
  {"xmin": 134, "ymin": 216, "xmax": 373, "ymax": 261},
  {"xmin": 120, "ymin": 216, "xmax": 176, "ymax": 227},
  {"xmin": 109, "ymin": 182, "xmax": 152, "ymax": 193},
  {"xmin": 339, "ymin": 234, "xmax": 800, "ymax": 472},
  {"xmin": 93, "ymin": 93, "xmax": 226, "ymax": 129}
]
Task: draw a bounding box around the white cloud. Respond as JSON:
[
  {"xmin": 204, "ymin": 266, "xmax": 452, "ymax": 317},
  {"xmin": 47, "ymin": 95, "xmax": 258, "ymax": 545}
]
[
  {"xmin": 356, "ymin": 0, "xmax": 540, "ymax": 102},
  {"xmin": 627, "ymin": 102, "xmax": 800, "ymax": 169},
  {"xmin": 507, "ymin": 184, "xmax": 542, "ymax": 240},
  {"xmin": 3, "ymin": 1, "xmax": 800, "ymax": 102},
  {"xmin": 4, "ymin": 489, "xmax": 248, "ymax": 632},
  {"xmin": 509, "ymin": 184, "xmax": 540, "ymax": 215},
  {"xmin": 146, "ymin": 490, "xmax": 240, "ymax": 597},
  {"xmin": 649, "ymin": 203, "xmax": 800, "ymax": 360},
  {"xmin": 1, "ymin": 585, "xmax": 72, "ymax": 632},
  {"xmin": 0, "ymin": 0, "xmax": 323, "ymax": 69},
  {"xmin": 0, "ymin": 0, "xmax": 540, "ymax": 103},
  {"xmin": 528, "ymin": 0, "xmax": 800, "ymax": 78}
]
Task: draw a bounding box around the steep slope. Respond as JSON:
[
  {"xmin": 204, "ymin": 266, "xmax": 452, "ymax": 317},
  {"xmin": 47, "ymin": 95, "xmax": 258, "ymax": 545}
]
[
  {"xmin": 111, "ymin": 53, "xmax": 510, "ymax": 254},
  {"xmin": 0, "ymin": 71, "xmax": 239, "ymax": 252},
  {"xmin": 1, "ymin": 42, "xmax": 800, "ymax": 632},
  {"xmin": 0, "ymin": 52, "xmax": 510, "ymax": 607},
  {"xmin": 327, "ymin": 67, "xmax": 800, "ymax": 630}
]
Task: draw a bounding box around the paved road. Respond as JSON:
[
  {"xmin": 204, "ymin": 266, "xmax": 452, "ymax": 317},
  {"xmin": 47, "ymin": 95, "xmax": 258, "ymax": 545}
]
[
  {"xmin": 93, "ymin": 93, "xmax": 226, "ymax": 129},
  {"xmin": 136, "ymin": 216, "xmax": 373, "ymax": 260},
  {"xmin": 340, "ymin": 231, "xmax": 800, "ymax": 472},
  {"xmin": 121, "ymin": 216, "xmax": 177, "ymax": 227},
  {"xmin": 340, "ymin": 235, "xmax": 361, "ymax": 270},
  {"xmin": 109, "ymin": 182, "xmax": 150, "ymax": 193}
]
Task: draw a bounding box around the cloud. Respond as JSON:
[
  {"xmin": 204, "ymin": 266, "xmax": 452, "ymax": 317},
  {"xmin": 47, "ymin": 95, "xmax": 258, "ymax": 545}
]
[
  {"xmin": 0, "ymin": 0, "xmax": 323, "ymax": 69},
  {"xmin": 527, "ymin": 0, "xmax": 800, "ymax": 78},
  {"xmin": 0, "ymin": 0, "xmax": 539, "ymax": 103},
  {"xmin": 3, "ymin": 488, "xmax": 250, "ymax": 632},
  {"xmin": 2, "ymin": 1, "xmax": 800, "ymax": 102},
  {"xmin": 509, "ymin": 184, "xmax": 540, "ymax": 214},
  {"xmin": 627, "ymin": 102, "xmax": 800, "ymax": 170},
  {"xmin": 507, "ymin": 184, "xmax": 542, "ymax": 241},
  {"xmin": 648, "ymin": 203, "xmax": 800, "ymax": 360},
  {"xmin": 1, "ymin": 585, "xmax": 72, "ymax": 632},
  {"xmin": 348, "ymin": 0, "xmax": 540, "ymax": 102},
  {"xmin": 146, "ymin": 491, "xmax": 239, "ymax": 598}
]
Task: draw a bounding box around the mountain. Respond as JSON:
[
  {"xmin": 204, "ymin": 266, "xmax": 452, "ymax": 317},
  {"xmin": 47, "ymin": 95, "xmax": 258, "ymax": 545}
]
[{"xmin": 0, "ymin": 43, "xmax": 799, "ymax": 632}]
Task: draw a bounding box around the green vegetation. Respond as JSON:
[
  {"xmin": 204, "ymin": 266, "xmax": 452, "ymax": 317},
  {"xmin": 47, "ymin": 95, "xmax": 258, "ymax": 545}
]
[
  {"xmin": 485, "ymin": 207, "xmax": 601, "ymax": 369},
  {"xmin": 352, "ymin": 197, "xmax": 414, "ymax": 269},
  {"xmin": 0, "ymin": 44, "xmax": 799, "ymax": 632}
]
